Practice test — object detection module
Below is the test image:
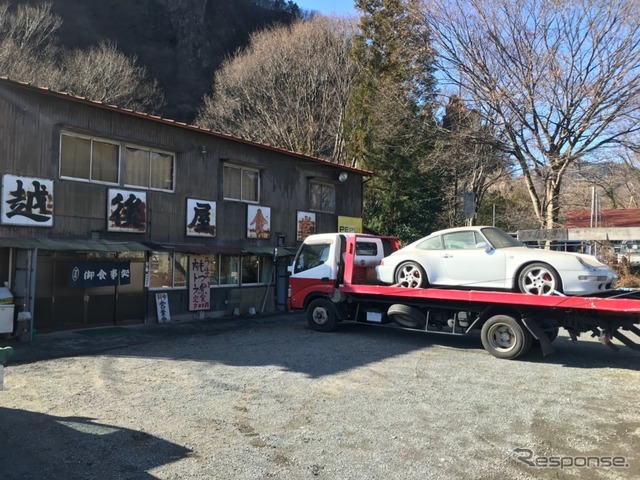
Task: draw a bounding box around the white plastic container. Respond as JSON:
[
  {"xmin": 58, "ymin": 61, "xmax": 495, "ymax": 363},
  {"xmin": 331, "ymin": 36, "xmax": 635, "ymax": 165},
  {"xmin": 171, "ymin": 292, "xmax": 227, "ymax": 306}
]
[{"xmin": 0, "ymin": 287, "xmax": 15, "ymax": 334}]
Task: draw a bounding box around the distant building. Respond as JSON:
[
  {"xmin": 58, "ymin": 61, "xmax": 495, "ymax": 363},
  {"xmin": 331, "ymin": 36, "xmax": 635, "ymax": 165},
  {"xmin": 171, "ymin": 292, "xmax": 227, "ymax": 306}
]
[{"xmin": 564, "ymin": 209, "xmax": 640, "ymax": 228}]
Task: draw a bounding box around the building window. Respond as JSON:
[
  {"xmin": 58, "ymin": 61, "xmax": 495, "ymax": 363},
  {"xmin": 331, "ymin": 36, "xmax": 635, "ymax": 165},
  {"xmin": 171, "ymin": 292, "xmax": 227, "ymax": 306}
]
[
  {"xmin": 125, "ymin": 146, "xmax": 174, "ymax": 191},
  {"xmin": 310, "ymin": 181, "xmax": 335, "ymax": 213},
  {"xmin": 218, "ymin": 254, "xmax": 240, "ymax": 286},
  {"xmin": 209, "ymin": 254, "xmax": 240, "ymax": 286},
  {"xmin": 149, "ymin": 251, "xmax": 188, "ymax": 289},
  {"xmin": 240, "ymin": 255, "xmax": 271, "ymax": 285},
  {"xmin": 223, "ymin": 164, "xmax": 259, "ymax": 202},
  {"xmin": 207, "ymin": 254, "xmax": 271, "ymax": 286},
  {"xmin": 60, "ymin": 133, "xmax": 119, "ymax": 184},
  {"xmin": 60, "ymin": 132, "xmax": 175, "ymax": 190}
]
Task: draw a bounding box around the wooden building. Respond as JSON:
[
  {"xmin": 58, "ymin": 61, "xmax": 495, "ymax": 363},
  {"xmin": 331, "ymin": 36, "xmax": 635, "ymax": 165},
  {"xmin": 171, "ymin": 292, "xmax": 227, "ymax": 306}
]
[{"xmin": 0, "ymin": 76, "xmax": 366, "ymax": 334}]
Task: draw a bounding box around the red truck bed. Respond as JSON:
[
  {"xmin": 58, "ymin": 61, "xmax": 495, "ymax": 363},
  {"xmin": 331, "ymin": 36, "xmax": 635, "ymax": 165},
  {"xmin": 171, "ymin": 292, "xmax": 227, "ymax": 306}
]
[{"xmin": 338, "ymin": 284, "xmax": 640, "ymax": 315}]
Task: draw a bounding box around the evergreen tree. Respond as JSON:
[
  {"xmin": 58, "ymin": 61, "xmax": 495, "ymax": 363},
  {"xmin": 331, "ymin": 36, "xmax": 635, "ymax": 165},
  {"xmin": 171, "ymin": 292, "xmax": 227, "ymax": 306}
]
[{"xmin": 346, "ymin": 0, "xmax": 440, "ymax": 242}]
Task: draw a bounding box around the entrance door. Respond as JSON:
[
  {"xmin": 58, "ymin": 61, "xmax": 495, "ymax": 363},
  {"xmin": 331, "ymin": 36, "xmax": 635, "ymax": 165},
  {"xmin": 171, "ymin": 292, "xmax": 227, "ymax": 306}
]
[{"xmin": 34, "ymin": 251, "xmax": 146, "ymax": 331}]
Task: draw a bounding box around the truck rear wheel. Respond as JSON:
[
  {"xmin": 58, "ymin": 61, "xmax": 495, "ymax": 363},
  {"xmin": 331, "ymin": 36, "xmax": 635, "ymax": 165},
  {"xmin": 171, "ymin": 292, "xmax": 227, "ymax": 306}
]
[
  {"xmin": 481, "ymin": 315, "xmax": 533, "ymax": 359},
  {"xmin": 307, "ymin": 299, "xmax": 337, "ymax": 332},
  {"xmin": 387, "ymin": 304, "xmax": 426, "ymax": 329}
]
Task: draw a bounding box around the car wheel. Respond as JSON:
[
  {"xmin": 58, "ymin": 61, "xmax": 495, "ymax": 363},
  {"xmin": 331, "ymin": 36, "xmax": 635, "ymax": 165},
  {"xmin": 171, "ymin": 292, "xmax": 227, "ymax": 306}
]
[
  {"xmin": 307, "ymin": 299, "xmax": 337, "ymax": 332},
  {"xmin": 517, "ymin": 262, "xmax": 561, "ymax": 295},
  {"xmin": 481, "ymin": 314, "xmax": 533, "ymax": 359},
  {"xmin": 395, "ymin": 261, "xmax": 428, "ymax": 288},
  {"xmin": 387, "ymin": 304, "xmax": 426, "ymax": 329}
]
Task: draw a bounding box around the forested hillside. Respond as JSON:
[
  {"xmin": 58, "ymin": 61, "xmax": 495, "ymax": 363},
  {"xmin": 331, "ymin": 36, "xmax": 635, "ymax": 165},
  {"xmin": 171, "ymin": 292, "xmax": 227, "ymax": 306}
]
[{"xmin": 8, "ymin": 0, "xmax": 299, "ymax": 121}]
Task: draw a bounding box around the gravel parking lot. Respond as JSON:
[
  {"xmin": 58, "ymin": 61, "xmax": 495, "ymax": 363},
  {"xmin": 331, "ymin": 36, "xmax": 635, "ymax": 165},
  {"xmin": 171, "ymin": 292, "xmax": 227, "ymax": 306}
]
[{"xmin": 0, "ymin": 313, "xmax": 638, "ymax": 479}]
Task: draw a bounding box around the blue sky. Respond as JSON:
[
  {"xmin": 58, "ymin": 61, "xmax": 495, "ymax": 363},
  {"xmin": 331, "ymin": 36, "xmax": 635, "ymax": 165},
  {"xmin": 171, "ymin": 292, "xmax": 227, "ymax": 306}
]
[{"xmin": 295, "ymin": 0, "xmax": 358, "ymax": 16}]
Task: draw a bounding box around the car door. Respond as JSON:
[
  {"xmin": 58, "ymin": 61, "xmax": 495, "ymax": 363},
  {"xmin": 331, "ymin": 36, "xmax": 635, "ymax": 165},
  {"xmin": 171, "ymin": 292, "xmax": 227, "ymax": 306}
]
[{"xmin": 438, "ymin": 231, "xmax": 508, "ymax": 289}]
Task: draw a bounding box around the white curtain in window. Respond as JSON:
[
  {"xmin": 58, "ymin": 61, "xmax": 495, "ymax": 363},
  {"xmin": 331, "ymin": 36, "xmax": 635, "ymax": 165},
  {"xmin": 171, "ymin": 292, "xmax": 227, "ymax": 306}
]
[
  {"xmin": 60, "ymin": 134, "xmax": 91, "ymax": 179},
  {"xmin": 151, "ymin": 151, "xmax": 173, "ymax": 190},
  {"xmin": 224, "ymin": 166, "xmax": 242, "ymax": 200},
  {"xmin": 92, "ymin": 140, "xmax": 119, "ymax": 183},
  {"xmin": 125, "ymin": 147, "xmax": 149, "ymax": 187},
  {"xmin": 242, "ymin": 169, "xmax": 259, "ymax": 202}
]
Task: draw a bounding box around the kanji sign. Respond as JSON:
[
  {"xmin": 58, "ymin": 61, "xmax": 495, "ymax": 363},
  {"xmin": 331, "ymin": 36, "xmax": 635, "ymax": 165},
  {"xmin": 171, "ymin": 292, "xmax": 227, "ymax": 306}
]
[
  {"xmin": 1, "ymin": 174, "xmax": 54, "ymax": 227},
  {"xmin": 155, "ymin": 293, "xmax": 171, "ymax": 323},
  {"xmin": 68, "ymin": 262, "xmax": 131, "ymax": 287},
  {"xmin": 189, "ymin": 255, "xmax": 212, "ymax": 311},
  {"xmin": 186, "ymin": 198, "xmax": 216, "ymax": 237},
  {"xmin": 107, "ymin": 188, "xmax": 146, "ymax": 233}
]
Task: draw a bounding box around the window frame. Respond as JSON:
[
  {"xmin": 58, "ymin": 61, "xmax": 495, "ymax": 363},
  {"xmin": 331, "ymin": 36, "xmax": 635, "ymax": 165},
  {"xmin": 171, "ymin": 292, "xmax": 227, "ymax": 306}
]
[
  {"xmin": 223, "ymin": 164, "xmax": 260, "ymax": 203},
  {"xmin": 148, "ymin": 251, "xmax": 189, "ymax": 290},
  {"xmin": 309, "ymin": 180, "xmax": 336, "ymax": 213},
  {"xmin": 123, "ymin": 143, "xmax": 175, "ymax": 192},
  {"xmin": 150, "ymin": 252, "xmax": 272, "ymax": 290},
  {"xmin": 59, "ymin": 131, "xmax": 175, "ymax": 191},
  {"xmin": 240, "ymin": 255, "xmax": 271, "ymax": 286},
  {"xmin": 210, "ymin": 254, "xmax": 240, "ymax": 287},
  {"xmin": 59, "ymin": 132, "xmax": 121, "ymax": 185}
]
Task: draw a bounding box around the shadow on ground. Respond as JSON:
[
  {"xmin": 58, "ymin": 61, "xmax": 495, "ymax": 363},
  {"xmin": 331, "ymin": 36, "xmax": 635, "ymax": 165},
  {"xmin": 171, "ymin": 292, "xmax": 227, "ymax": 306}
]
[
  {"xmin": 5, "ymin": 313, "xmax": 640, "ymax": 374},
  {"xmin": 0, "ymin": 407, "xmax": 191, "ymax": 479}
]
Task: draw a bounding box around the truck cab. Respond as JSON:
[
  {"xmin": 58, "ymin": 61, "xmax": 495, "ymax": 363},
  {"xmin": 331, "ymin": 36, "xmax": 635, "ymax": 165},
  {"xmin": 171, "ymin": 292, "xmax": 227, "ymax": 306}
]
[{"xmin": 288, "ymin": 233, "xmax": 399, "ymax": 310}]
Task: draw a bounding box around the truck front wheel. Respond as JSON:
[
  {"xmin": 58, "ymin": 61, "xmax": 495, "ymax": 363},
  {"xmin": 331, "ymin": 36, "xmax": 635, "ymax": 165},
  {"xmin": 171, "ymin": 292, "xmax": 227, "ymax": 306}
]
[
  {"xmin": 307, "ymin": 299, "xmax": 338, "ymax": 332},
  {"xmin": 481, "ymin": 315, "xmax": 533, "ymax": 359}
]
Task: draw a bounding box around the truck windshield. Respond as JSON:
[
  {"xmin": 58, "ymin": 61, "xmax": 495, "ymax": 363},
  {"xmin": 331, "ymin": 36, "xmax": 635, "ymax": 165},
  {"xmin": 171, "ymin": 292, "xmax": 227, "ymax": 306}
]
[{"xmin": 294, "ymin": 242, "xmax": 332, "ymax": 273}]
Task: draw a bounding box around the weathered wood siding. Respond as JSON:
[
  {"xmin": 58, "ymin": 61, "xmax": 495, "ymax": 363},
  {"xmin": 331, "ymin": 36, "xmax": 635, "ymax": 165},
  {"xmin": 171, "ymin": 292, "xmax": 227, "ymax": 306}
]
[{"xmin": 0, "ymin": 82, "xmax": 364, "ymax": 246}]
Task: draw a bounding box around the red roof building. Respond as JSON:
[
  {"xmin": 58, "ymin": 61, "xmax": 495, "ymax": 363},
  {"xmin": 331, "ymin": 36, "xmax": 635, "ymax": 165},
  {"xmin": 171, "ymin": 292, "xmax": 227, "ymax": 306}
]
[{"xmin": 564, "ymin": 209, "xmax": 640, "ymax": 228}]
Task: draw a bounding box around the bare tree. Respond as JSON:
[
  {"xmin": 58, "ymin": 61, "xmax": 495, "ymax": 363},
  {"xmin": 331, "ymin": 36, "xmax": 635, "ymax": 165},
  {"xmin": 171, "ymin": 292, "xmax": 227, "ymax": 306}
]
[
  {"xmin": 196, "ymin": 16, "xmax": 359, "ymax": 164},
  {"xmin": 426, "ymin": 0, "xmax": 640, "ymax": 229},
  {"xmin": 54, "ymin": 41, "xmax": 164, "ymax": 113},
  {"xmin": 0, "ymin": 1, "xmax": 60, "ymax": 83},
  {"xmin": 433, "ymin": 95, "xmax": 512, "ymax": 227},
  {"xmin": 0, "ymin": 2, "xmax": 163, "ymax": 113}
]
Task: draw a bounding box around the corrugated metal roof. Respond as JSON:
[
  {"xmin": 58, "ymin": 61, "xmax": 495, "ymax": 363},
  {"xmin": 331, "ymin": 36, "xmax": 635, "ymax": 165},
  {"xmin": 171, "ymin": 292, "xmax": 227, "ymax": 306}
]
[
  {"xmin": 0, "ymin": 238, "xmax": 150, "ymax": 251},
  {"xmin": 564, "ymin": 209, "xmax": 640, "ymax": 228},
  {"xmin": 0, "ymin": 76, "xmax": 370, "ymax": 176},
  {"xmin": 144, "ymin": 242, "xmax": 242, "ymax": 254}
]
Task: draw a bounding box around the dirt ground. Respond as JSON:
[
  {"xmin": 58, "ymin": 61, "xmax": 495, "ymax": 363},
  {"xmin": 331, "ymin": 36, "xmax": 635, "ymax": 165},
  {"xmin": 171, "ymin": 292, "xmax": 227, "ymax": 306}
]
[{"xmin": 0, "ymin": 314, "xmax": 638, "ymax": 479}]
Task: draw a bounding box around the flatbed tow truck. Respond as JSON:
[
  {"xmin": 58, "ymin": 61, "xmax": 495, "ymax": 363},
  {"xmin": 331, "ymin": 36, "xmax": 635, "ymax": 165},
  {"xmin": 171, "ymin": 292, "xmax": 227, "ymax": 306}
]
[{"xmin": 288, "ymin": 233, "xmax": 640, "ymax": 360}]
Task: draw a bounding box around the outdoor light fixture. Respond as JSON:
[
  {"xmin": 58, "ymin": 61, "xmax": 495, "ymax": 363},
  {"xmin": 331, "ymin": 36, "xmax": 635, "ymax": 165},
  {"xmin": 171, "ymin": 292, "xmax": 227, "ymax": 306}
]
[{"xmin": 338, "ymin": 172, "xmax": 348, "ymax": 183}]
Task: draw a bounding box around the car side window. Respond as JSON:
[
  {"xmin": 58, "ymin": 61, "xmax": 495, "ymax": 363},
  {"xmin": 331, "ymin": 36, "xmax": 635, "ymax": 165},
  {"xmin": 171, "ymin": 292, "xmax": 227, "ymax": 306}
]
[
  {"xmin": 443, "ymin": 232, "xmax": 476, "ymax": 250},
  {"xmin": 473, "ymin": 232, "xmax": 485, "ymax": 246},
  {"xmin": 416, "ymin": 236, "xmax": 443, "ymax": 250},
  {"xmin": 294, "ymin": 242, "xmax": 331, "ymax": 273}
]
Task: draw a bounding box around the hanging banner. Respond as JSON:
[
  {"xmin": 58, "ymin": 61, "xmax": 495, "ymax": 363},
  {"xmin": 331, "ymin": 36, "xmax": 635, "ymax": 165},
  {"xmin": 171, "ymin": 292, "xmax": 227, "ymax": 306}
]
[
  {"xmin": 189, "ymin": 255, "xmax": 211, "ymax": 311},
  {"xmin": 155, "ymin": 293, "xmax": 171, "ymax": 323},
  {"xmin": 68, "ymin": 262, "xmax": 131, "ymax": 287}
]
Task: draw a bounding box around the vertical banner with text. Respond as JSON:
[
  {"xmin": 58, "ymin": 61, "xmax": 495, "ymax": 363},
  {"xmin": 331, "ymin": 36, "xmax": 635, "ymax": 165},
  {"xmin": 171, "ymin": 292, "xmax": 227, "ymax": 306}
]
[{"xmin": 189, "ymin": 255, "xmax": 211, "ymax": 311}]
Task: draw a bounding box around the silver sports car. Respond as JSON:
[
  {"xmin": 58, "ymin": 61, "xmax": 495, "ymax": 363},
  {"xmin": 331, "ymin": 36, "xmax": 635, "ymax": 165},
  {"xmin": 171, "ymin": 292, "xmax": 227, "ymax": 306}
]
[{"xmin": 375, "ymin": 226, "xmax": 617, "ymax": 295}]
